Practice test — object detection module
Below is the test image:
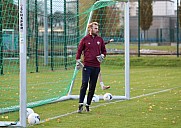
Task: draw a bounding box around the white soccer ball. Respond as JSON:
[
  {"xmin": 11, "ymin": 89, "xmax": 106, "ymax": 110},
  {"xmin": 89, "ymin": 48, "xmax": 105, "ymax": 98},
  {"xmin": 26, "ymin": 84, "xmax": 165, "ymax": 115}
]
[
  {"xmin": 28, "ymin": 113, "xmax": 40, "ymax": 125},
  {"xmin": 27, "ymin": 108, "xmax": 34, "ymax": 118},
  {"xmin": 92, "ymin": 94, "xmax": 99, "ymax": 102},
  {"xmin": 103, "ymin": 93, "xmax": 113, "ymax": 101}
]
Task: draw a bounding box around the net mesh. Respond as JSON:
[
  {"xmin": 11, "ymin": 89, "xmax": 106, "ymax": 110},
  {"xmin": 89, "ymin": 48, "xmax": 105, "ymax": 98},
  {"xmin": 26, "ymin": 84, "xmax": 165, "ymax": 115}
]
[{"xmin": 0, "ymin": 0, "xmax": 126, "ymax": 122}]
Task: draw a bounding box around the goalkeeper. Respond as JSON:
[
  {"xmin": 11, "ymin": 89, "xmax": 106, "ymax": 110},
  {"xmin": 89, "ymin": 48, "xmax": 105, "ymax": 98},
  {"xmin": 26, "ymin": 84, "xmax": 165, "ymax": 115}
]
[{"xmin": 76, "ymin": 22, "xmax": 106, "ymax": 113}]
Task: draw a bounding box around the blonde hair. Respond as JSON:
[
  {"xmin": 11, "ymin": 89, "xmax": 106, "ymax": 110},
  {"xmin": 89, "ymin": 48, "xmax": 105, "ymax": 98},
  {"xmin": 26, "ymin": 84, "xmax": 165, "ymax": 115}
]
[{"xmin": 88, "ymin": 22, "xmax": 99, "ymax": 31}]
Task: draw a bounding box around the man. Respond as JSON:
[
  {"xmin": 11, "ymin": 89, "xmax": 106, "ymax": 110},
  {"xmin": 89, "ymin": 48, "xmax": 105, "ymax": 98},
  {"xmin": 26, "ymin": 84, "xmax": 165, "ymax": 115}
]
[{"xmin": 76, "ymin": 22, "xmax": 107, "ymax": 113}]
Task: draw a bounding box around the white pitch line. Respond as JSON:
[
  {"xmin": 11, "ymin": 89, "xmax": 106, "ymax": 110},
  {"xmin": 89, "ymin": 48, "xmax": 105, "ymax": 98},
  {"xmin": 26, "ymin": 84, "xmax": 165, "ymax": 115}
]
[
  {"xmin": 130, "ymin": 86, "xmax": 180, "ymax": 100},
  {"xmin": 39, "ymin": 86, "xmax": 180, "ymax": 124}
]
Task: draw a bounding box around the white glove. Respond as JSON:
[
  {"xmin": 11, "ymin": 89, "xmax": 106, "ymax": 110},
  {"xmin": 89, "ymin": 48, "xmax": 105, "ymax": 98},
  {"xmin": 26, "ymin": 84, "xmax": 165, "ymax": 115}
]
[
  {"xmin": 96, "ymin": 54, "xmax": 104, "ymax": 63},
  {"xmin": 76, "ymin": 59, "xmax": 84, "ymax": 70},
  {"xmin": 109, "ymin": 39, "xmax": 114, "ymax": 42},
  {"xmin": 105, "ymin": 39, "xmax": 114, "ymax": 45}
]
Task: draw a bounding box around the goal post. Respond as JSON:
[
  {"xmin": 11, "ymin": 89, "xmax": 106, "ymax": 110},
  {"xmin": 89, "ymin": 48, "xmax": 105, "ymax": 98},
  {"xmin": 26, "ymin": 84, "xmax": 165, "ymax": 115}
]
[
  {"xmin": 19, "ymin": 0, "xmax": 27, "ymax": 127},
  {"xmin": 124, "ymin": 1, "xmax": 130, "ymax": 99}
]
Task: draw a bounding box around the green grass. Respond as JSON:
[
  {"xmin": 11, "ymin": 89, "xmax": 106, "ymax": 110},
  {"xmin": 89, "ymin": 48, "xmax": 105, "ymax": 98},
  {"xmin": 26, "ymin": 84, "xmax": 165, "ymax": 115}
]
[
  {"xmin": 32, "ymin": 89, "xmax": 180, "ymax": 128},
  {"xmin": 130, "ymin": 56, "xmax": 181, "ymax": 67},
  {"xmin": 1, "ymin": 56, "xmax": 181, "ymax": 127},
  {"xmin": 106, "ymin": 43, "xmax": 181, "ymax": 53},
  {"xmin": 31, "ymin": 56, "xmax": 181, "ymax": 128}
]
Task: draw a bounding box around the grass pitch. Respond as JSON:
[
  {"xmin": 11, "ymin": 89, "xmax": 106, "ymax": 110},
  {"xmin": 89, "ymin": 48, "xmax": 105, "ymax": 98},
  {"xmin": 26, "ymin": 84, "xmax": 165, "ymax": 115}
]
[{"xmin": 28, "ymin": 56, "xmax": 181, "ymax": 128}]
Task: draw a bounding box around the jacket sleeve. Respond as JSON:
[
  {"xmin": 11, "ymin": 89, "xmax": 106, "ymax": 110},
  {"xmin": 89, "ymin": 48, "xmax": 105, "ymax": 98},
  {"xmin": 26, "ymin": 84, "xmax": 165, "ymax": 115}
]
[
  {"xmin": 101, "ymin": 39, "xmax": 107, "ymax": 57},
  {"xmin": 76, "ymin": 38, "xmax": 84, "ymax": 60}
]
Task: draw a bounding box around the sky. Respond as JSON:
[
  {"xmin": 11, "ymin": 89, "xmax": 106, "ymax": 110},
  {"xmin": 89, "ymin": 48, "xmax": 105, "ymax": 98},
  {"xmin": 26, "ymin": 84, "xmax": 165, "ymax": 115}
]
[
  {"xmin": 14, "ymin": 0, "xmax": 180, "ymax": 11},
  {"xmin": 174, "ymin": 0, "xmax": 180, "ymax": 5},
  {"xmin": 174, "ymin": 0, "xmax": 180, "ymax": 9}
]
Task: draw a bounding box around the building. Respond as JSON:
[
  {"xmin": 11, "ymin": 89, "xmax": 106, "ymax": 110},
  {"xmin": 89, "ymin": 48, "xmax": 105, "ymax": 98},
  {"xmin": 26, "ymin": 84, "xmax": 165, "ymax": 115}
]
[
  {"xmin": 129, "ymin": 0, "xmax": 177, "ymax": 43},
  {"xmin": 130, "ymin": 0, "xmax": 175, "ymax": 16}
]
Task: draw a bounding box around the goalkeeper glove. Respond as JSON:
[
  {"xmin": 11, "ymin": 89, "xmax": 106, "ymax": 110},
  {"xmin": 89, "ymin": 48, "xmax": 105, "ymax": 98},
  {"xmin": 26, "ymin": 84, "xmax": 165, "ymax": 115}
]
[
  {"xmin": 109, "ymin": 39, "xmax": 114, "ymax": 42},
  {"xmin": 105, "ymin": 39, "xmax": 114, "ymax": 45},
  {"xmin": 96, "ymin": 54, "xmax": 104, "ymax": 63},
  {"xmin": 76, "ymin": 59, "xmax": 84, "ymax": 70}
]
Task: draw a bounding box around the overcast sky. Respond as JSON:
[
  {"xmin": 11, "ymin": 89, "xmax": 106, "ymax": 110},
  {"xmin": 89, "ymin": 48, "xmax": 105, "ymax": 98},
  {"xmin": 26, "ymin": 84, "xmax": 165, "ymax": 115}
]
[
  {"xmin": 174, "ymin": 0, "xmax": 180, "ymax": 9},
  {"xmin": 174, "ymin": 0, "xmax": 180, "ymax": 5}
]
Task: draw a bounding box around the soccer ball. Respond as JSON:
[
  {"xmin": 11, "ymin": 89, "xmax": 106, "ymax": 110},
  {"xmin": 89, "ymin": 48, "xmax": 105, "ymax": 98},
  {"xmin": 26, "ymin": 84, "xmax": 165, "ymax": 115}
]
[
  {"xmin": 103, "ymin": 93, "xmax": 113, "ymax": 101},
  {"xmin": 27, "ymin": 108, "xmax": 34, "ymax": 118},
  {"xmin": 92, "ymin": 94, "xmax": 99, "ymax": 102},
  {"xmin": 28, "ymin": 113, "xmax": 40, "ymax": 125}
]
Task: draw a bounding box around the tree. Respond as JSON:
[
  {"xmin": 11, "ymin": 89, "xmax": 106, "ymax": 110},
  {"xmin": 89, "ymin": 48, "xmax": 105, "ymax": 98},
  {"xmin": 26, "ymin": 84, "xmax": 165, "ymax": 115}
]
[
  {"xmin": 48, "ymin": 11, "xmax": 63, "ymax": 27},
  {"xmin": 28, "ymin": 0, "xmax": 44, "ymax": 29},
  {"xmin": 140, "ymin": 0, "xmax": 153, "ymax": 40},
  {"xmin": 48, "ymin": 10, "xmax": 76, "ymax": 29},
  {"xmin": 79, "ymin": 0, "xmax": 95, "ymax": 34},
  {"xmin": 79, "ymin": 0, "xmax": 121, "ymax": 36},
  {"xmin": 2, "ymin": 0, "xmax": 18, "ymax": 30},
  {"xmin": 92, "ymin": 6, "xmax": 121, "ymax": 37}
]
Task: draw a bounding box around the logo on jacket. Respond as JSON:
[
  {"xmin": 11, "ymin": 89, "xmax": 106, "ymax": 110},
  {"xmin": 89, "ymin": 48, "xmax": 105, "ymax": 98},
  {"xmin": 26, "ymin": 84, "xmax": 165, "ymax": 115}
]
[{"xmin": 97, "ymin": 41, "xmax": 100, "ymax": 45}]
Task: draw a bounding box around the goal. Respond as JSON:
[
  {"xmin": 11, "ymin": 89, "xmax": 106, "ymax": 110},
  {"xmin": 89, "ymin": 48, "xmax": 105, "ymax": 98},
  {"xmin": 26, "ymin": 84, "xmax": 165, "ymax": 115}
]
[
  {"xmin": 67, "ymin": 0, "xmax": 130, "ymax": 100},
  {"xmin": 0, "ymin": 0, "xmax": 129, "ymax": 127}
]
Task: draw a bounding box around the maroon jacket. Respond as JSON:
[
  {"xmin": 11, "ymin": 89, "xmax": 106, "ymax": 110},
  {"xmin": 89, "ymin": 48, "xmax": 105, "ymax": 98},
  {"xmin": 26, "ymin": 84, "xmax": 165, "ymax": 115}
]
[{"xmin": 76, "ymin": 34, "xmax": 107, "ymax": 67}]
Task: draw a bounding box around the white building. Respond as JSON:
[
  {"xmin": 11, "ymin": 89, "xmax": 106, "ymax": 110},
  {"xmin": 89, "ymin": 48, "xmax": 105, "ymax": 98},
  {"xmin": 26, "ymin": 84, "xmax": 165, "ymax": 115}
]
[{"xmin": 130, "ymin": 0, "xmax": 175, "ymax": 16}]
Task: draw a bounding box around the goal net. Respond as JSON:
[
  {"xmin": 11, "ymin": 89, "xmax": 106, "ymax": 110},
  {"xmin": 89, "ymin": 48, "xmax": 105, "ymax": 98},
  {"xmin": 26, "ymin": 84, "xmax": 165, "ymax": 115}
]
[{"xmin": 0, "ymin": 0, "xmax": 129, "ymax": 127}]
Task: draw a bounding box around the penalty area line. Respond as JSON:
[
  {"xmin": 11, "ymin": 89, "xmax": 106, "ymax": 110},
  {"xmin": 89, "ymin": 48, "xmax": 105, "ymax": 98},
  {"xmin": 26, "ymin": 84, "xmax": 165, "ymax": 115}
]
[{"xmin": 39, "ymin": 86, "xmax": 180, "ymax": 124}]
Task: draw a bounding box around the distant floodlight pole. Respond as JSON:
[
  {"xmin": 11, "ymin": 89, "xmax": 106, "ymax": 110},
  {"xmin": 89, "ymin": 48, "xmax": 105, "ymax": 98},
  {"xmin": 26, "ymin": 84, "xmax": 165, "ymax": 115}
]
[
  {"xmin": 177, "ymin": 0, "xmax": 180, "ymax": 57},
  {"xmin": 0, "ymin": 0, "xmax": 3, "ymax": 75},
  {"xmin": 125, "ymin": 0, "xmax": 130, "ymax": 99},
  {"xmin": 138, "ymin": 0, "xmax": 141, "ymax": 57},
  {"xmin": 44, "ymin": 0, "xmax": 48, "ymax": 65},
  {"xmin": 19, "ymin": 0, "xmax": 27, "ymax": 127}
]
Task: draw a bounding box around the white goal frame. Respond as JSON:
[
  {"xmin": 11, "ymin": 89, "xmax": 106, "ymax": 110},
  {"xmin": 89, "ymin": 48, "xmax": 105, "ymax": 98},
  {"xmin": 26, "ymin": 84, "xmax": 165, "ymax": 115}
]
[
  {"xmin": 0, "ymin": 0, "xmax": 129, "ymax": 127},
  {"xmin": 66, "ymin": 0, "xmax": 130, "ymax": 100}
]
